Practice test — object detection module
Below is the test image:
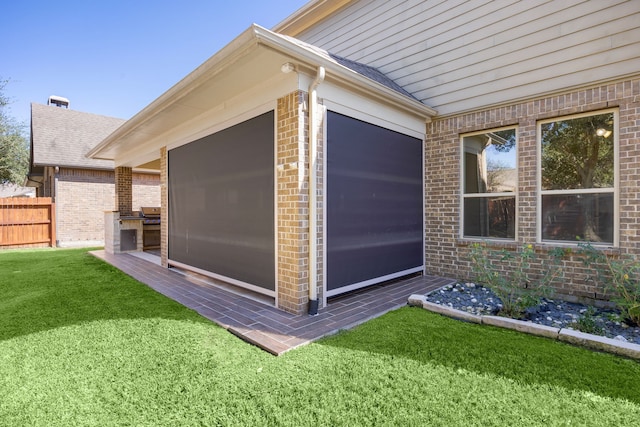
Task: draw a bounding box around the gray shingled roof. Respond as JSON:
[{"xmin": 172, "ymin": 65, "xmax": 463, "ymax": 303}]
[
  {"xmin": 279, "ymin": 33, "xmax": 419, "ymax": 101},
  {"xmin": 31, "ymin": 103, "xmax": 125, "ymax": 169},
  {"xmin": 328, "ymin": 53, "xmax": 418, "ymax": 100}
]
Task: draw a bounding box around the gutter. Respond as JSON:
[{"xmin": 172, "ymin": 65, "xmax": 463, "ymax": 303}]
[{"xmin": 308, "ymin": 66, "xmax": 325, "ymax": 316}]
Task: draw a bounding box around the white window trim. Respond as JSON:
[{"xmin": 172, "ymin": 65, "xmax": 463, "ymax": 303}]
[
  {"xmin": 536, "ymin": 108, "xmax": 619, "ymax": 247},
  {"xmin": 460, "ymin": 126, "xmax": 519, "ymax": 241}
]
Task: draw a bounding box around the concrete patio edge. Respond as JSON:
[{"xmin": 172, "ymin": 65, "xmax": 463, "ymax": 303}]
[{"xmin": 408, "ymin": 294, "xmax": 640, "ymax": 360}]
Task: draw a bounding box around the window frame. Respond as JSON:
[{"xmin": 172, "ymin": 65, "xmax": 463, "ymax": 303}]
[
  {"xmin": 536, "ymin": 109, "xmax": 619, "ymax": 247},
  {"xmin": 460, "ymin": 126, "xmax": 519, "ymax": 241}
]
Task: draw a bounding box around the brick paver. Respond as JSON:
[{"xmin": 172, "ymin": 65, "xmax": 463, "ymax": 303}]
[{"xmin": 91, "ymin": 250, "xmax": 455, "ymax": 355}]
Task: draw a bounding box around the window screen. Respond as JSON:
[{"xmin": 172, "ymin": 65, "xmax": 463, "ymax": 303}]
[{"xmin": 168, "ymin": 111, "xmax": 275, "ymax": 291}]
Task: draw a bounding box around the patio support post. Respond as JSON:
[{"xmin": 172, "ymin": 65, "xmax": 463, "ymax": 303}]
[
  {"xmin": 160, "ymin": 147, "xmax": 168, "ymax": 268},
  {"xmin": 276, "ymin": 90, "xmax": 310, "ymax": 315},
  {"xmin": 115, "ymin": 166, "xmax": 133, "ymax": 216}
]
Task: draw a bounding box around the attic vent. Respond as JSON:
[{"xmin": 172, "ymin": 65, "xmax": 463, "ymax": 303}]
[{"xmin": 48, "ymin": 96, "xmax": 69, "ymax": 108}]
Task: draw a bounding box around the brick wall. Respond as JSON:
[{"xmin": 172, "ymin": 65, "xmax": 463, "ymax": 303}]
[
  {"xmin": 56, "ymin": 168, "xmax": 114, "ymax": 245},
  {"xmin": 160, "ymin": 147, "xmax": 168, "ymax": 268},
  {"xmin": 54, "ymin": 167, "xmax": 160, "ymax": 246},
  {"xmin": 424, "ymin": 76, "xmax": 640, "ymax": 301},
  {"xmin": 276, "ymin": 90, "xmax": 312, "ymax": 314},
  {"xmin": 132, "ymin": 172, "xmax": 162, "ymax": 210},
  {"xmin": 115, "ymin": 166, "xmax": 133, "ymax": 216}
]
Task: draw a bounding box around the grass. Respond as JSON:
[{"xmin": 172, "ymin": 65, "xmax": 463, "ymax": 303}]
[{"xmin": 1, "ymin": 248, "xmax": 640, "ymax": 426}]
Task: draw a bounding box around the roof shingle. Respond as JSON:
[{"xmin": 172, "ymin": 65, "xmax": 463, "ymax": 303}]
[{"xmin": 31, "ymin": 103, "xmax": 125, "ymax": 169}]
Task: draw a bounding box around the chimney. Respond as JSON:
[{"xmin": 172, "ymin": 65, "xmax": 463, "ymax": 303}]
[{"xmin": 48, "ymin": 96, "xmax": 69, "ymax": 108}]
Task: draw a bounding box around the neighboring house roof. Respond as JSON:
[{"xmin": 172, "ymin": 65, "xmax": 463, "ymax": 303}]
[
  {"xmin": 89, "ymin": 24, "xmax": 436, "ymax": 165},
  {"xmin": 31, "ymin": 103, "xmax": 125, "ymax": 170}
]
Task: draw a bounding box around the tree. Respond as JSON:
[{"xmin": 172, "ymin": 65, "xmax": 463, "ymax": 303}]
[
  {"xmin": 0, "ymin": 79, "xmax": 29, "ymax": 185},
  {"xmin": 541, "ymin": 113, "xmax": 614, "ymax": 191}
]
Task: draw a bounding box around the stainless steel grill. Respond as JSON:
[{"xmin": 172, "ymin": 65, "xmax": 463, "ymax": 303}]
[{"xmin": 139, "ymin": 207, "xmax": 160, "ymax": 249}]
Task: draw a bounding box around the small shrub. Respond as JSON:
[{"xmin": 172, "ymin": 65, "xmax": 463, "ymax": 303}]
[
  {"xmin": 570, "ymin": 306, "xmax": 604, "ymax": 335},
  {"xmin": 577, "ymin": 242, "xmax": 640, "ymax": 326},
  {"xmin": 469, "ymin": 243, "xmax": 565, "ymax": 319},
  {"xmin": 605, "ymin": 312, "xmax": 623, "ymax": 323}
]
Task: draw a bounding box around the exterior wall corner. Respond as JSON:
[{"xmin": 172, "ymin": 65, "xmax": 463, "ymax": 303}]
[{"xmin": 276, "ymin": 90, "xmax": 316, "ymax": 314}]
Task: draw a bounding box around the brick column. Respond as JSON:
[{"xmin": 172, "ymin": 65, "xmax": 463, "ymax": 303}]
[
  {"xmin": 277, "ymin": 90, "xmax": 310, "ymax": 314},
  {"xmin": 115, "ymin": 166, "xmax": 133, "ymax": 216},
  {"xmin": 160, "ymin": 147, "xmax": 168, "ymax": 268}
]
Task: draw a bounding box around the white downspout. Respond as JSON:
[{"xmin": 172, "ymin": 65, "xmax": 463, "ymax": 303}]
[
  {"xmin": 308, "ymin": 66, "xmax": 325, "ymax": 315},
  {"xmin": 53, "ymin": 166, "xmax": 59, "ymax": 247}
]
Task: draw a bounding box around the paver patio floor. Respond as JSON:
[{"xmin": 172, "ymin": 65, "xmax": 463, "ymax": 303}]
[{"xmin": 91, "ymin": 250, "xmax": 455, "ymax": 355}]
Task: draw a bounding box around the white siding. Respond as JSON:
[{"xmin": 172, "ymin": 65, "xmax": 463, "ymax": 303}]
[{"xmin": 296, "ymin": 0, "xmax": 640, "ymax": 115}]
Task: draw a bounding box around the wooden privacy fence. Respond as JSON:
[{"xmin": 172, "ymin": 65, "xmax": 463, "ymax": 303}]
[{"xmin": 0, "ymin": 198, "xmax": 56, "ymax": 248}]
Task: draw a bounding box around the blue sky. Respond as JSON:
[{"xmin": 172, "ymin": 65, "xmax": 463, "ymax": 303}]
[{"xmin": 1, "ymin": 0, "xmax": 309, "ymax": 128}]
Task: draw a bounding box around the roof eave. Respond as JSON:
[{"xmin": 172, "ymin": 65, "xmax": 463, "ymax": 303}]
[
  {"xmin": 89, "ymin": 24, "xmax": 436, "ymax": 160},
  {"xmin": 31, "ymin": 161, "xmax": 115, "ymax": 171},
  {"xmin": 88, "ymin": 26, "xmax": 260, "ymax": 160}
]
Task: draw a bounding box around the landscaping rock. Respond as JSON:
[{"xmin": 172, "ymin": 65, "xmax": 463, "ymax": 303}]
[
  {"xmin": 415, "ymin": 284, "xmax": 640, "ymax": 360},
  {"xmin": 425, "ymin": 283, "xmax": 640, "ymax": 345}
]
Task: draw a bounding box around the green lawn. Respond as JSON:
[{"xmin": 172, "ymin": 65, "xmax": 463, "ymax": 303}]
[{"xmin": 1, "ymin": 248, "xmax": 639, "ymax": 426}]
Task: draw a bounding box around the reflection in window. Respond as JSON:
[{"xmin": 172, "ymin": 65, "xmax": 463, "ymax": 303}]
[
  {"xmin": 540, "ymin": 111, "xmax": 616, "ymax": 244},
  {"xmin": 541, "ymin": 194, "xmax": 613, "ymax": 242},
  {"xmin": 462, "ymin": 128, "xmax": 516, "ymax": 239}
]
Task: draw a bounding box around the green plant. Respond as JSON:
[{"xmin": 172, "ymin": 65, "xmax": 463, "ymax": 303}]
[
  {"xmin": 605, "ymin": 312, "xmax": 623, "ymax": 323},
  {"xmin": 469, "ymin": 243, "xmax": 565, "ymax": 318},
  {"xmin": 570, "ymin": 306, "xmax": 604, "ymax": 335},
  {"xmin": 577, "ymin": 241, "xmax": 640, "ymax": 326}
]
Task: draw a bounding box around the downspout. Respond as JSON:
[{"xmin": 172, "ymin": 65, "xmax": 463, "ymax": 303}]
[
  {"xmin": 54, "ymin": 166, "xmax": 59, "ymax": 247},
  {"xmin": 308, "ymin": 66, "xmax": 325, "ymax": 315}
]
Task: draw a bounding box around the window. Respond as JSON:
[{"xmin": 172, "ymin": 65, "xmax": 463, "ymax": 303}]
[
  {"xmin": 539, "ymin": 110, "xmax": 617, "ymax": 245},
  {"xmin": 462, "ymin": 128, "xmax": 517, "ymax": 239}
]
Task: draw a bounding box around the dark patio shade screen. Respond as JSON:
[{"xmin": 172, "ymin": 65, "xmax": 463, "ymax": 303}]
[
  {"xmin": 327, "ymin": 111, "xmax": 423, "ymax": 293},
  {"xmin": 168, "ymin": 111, "xmax": 275, "ymax": 292}
]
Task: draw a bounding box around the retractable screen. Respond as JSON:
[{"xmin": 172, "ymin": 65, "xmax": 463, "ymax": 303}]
[
  {"xmin": 327, "ymin": 111, "xmax": 423, "ymax": 292},
  {"xmin": 168, "ymin": 111, "xmax": 275, "ymax": 291}
]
